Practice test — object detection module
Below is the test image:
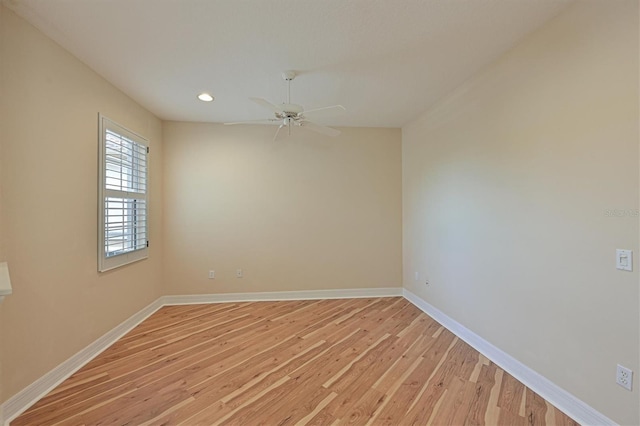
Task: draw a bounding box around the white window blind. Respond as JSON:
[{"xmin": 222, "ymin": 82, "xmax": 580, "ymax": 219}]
[{"xmin": 98, "ymin": 115, "xmax": 149, "ymax": 271}]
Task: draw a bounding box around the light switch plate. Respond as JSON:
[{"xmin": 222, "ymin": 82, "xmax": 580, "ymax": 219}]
[{"xmin": 616, "ymin": 249, "xmax": 632, "ymax": 271}]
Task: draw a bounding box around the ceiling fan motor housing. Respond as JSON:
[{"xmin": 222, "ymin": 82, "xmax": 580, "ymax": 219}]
[
  {"xmin": 280, "ymin": 103, "xmax": 304, "ymax": 115},
  {"xmin": 282, "ymin": 70, "xmax": 296, "ymax": 81}
]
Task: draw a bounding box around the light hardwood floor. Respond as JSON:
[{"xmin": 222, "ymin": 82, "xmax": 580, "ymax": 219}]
[{"xmin": 12, "ymin": 297, "xmax": 579, "ymax": 425}]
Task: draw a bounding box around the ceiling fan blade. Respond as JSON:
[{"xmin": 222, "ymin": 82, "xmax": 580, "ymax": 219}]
[
  {"xmin": 249, "ymin": 97, "xmax": 284, "ymax": 113},
  {"xmin": 302, "ymin": 105, "xmax": 346, "ymax": 117},
  {"xmin": 300, "ymin": 121, "xmax": 341, "ymax": 137},
  {"xmin": 224, "ymin": 119, "xmax": 279, "ymax": 125},
  {"xmin": 273, "ymin": 124, "xmax": 285, "ymax": 141}
]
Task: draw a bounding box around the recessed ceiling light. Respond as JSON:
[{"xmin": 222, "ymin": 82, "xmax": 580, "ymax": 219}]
[{"xmin": 197, "ymin": 93, "xmax": 214, "ymax": 102}]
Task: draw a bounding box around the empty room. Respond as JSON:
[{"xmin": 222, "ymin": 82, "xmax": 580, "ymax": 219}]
[{"xmin": 0, "ymin": 0, "xmax": 638, "ymax": 425}]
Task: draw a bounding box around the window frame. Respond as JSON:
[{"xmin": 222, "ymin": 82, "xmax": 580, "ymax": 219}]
[{"xmin": 98, "ymin": 114, "xmax": 149, "ymax": 272}]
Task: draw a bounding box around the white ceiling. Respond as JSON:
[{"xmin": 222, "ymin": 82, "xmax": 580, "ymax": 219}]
[{"xmin": 4, "ymin": 0, "xmax": 572, "ymax": 128}]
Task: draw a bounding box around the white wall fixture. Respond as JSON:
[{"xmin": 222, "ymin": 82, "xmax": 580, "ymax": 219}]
[
  {"xmin": 616, "ymin": 364, "xmax": 633, "ymax": 391},
  {"xmin": 615, "ymin": 249, "xmax": 632, "ymax": 271},
  {"xmin": 0, "ymin": 262, "xmax": 12, "ymax": 303}
]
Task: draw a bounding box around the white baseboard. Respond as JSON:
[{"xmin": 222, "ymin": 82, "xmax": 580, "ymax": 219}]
[
  {"xmin": 402, "ymin": 289, "xmax": 615, "ymax": 426},
  {"xmin": 8, "ymin": 288, "xmax": 606, "ymax": 426},
  {"xmin": 1, "ymin": 287, "xmax": 401, "ymax": 425},
  {"xmin": 1, "ymin": 298, "xmax": 165, "ymax": 426},
  {"xmin": 162, "ymin": 287, "xmax": 403, "ymax": 305}
]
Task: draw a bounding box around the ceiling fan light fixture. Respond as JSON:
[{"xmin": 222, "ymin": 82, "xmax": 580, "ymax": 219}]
[{"xmin": 197, "ymin": 93, "xmax": 214, "ymax": 102}]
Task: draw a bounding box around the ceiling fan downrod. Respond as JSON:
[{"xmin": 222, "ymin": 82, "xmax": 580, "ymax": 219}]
[{"xmin": 282, "ymin": 70, "xmax": 296, "ymax": 105}]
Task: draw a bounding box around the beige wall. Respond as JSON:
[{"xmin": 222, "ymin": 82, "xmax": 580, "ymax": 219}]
[
  {"xmin": 0, "ymin": 2, "xmax": 5, "ymax": 410},
  {"xmin": 163, "ymin": 122, "xmax": 401, "ymax": 295},
  {"xmin": 402, "ymin": 1, "xmax": 639, "ymax": 424},
  {"xmin": 0, "ymin": 6, "xmax": 164, "ymax": 402},
  {"xmin": 0, "ymin": 3, "xmax": 5, "ymax": 412}
]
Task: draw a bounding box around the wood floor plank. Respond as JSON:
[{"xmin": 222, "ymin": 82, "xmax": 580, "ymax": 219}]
[
  {"xmin": 338, "ymin": 387, "xmax": 386, "ymax": 425},
  {"xmin": 11, "ymin": 298, "xmax": 580, "ymax": 426},
  {"xmin": 297, "ymin": 335, "xmax": 406, "ymax": 422},
  {"xmin": 525, "ymin": 387, "xmax": 548, "ymax": 426},
  {"xmin": 485, "ymin": 367, "xmax": 505, "ymax": 425},
  {"xmin": 173, "ymin": 329, "xmax": 368, "ymax": 425},
  {"xmin": 498, "ymin": 370, "xmax": 526, "ymax": 415},
  {"xmin": 380, "ymin": 337, "xmax": 472, "ymax": 425},
  {"xmin": 149, "ymin": 341, "xmax": 328, "ymax": 425},
  {"xmin": 67, "ymin": 313, "xmax": 264, "ymax": 384},
  {"xmin": 429, "ymin": 376, "xmax": 478, "ymax": 426},
  {"xmin": 378, "ymin": 337, "xmax": 460, "ymax": 425},
  {"xmin": 464, "ymin": 363, "xmax": 498, "ymax": 426},
  {"xmin": 295, "ymin": 391, "xmax": 338, "ymax": 426}
]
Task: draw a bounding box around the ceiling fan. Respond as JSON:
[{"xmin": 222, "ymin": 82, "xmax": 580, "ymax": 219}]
[{"xmin": 224, "ymin": 71, "xmax": 345, "ymax": 140}]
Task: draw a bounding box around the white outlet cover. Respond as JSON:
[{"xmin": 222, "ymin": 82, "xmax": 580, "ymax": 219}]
[
  {"xmin": 616, "ymin": 364, "xmax": 633, "ymax": 391},
  {"xmin": 616, "ymin": 249, "xmax": 632, "ymax": 271},
  {"xmin": 208, "ymin": 270, "xmax": 215, "ymax": 279}
]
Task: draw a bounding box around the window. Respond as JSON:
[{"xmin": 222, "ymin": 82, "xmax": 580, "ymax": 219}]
[{"xmin": 98, "ymin": 115, "xmax": 149, "ymax": 271}]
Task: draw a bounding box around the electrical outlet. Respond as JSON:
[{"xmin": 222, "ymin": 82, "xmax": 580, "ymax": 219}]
[
  {"xmin": 236, "ymin": 269, "xmax": 243, "ymax": 278},
  {"xmin": 616, "ymin": 364, "xmax": 633, "ymax": 391},
  {"xmin": 414, "ymin": 272, "xmax": 419, "ymax": 281},
  {"xmin": 208, "ymin": 270, "xmax": 215, "ymax": 279}
]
